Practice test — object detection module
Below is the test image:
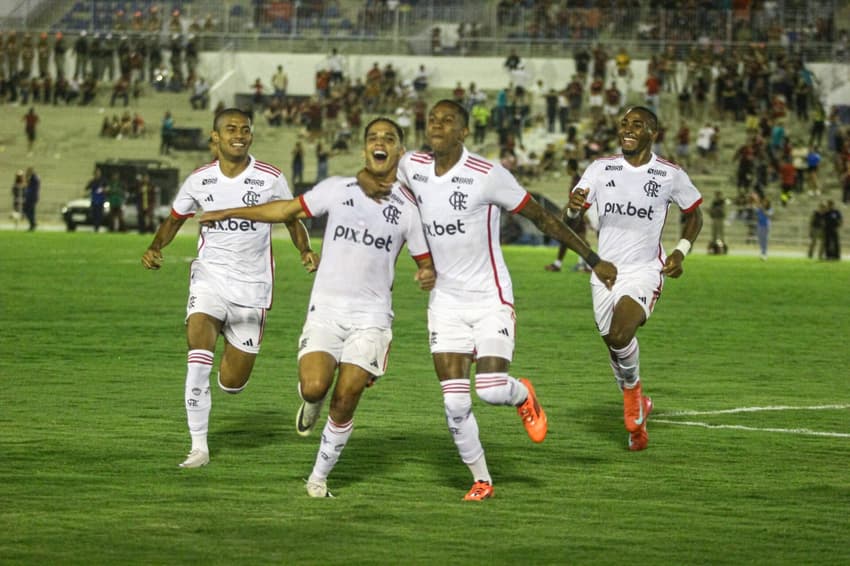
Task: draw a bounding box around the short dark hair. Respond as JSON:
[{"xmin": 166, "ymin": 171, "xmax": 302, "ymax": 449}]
[
  {"xmin": 623, "ymin": 105, "xmax": 659, "ymax": 132},
  {"xmin": 364, "ymin": 117, "xmax": 404, "ymax": 143},
  {"xmin": 433, "ymin": 99, "xmax": 470, "ymax": 128},
  {"xmin": 213, "ymin": 107, "xmax": 253, "ymax": 132}
]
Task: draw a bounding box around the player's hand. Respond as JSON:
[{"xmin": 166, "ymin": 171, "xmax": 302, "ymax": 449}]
[
  {"xmin": 356, "ymin": 168, "xmax": 393, "ymax": 202},
  {"xmin": 662, "ymin": 250, "xmax": 684, "ymax": 278},
  {"xmin": 414, "ymin": 267, "xmax": 436, "ymax": 291},
  {"xmin": 142, "ymin": 248, "xmax": 163, "ymax": 270},
  {"xmin": 593, "ymin": 260, "xmax": 617, "ymax": 289},
  {"xmin": 301, "ymin": 250, "xmax": 320, "ymax": 273},
  {"xmin": 198, "ymin": 210, "xmax": 225, "ymax": 226},
  {"xmin": 568, "ymin": 188, "xmax": 589, "ymax": 212}
]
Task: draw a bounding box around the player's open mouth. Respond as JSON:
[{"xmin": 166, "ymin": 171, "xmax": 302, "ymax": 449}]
[{"xmin": 372, "ymin": 150, "xmax": 388, "ymax": 163}]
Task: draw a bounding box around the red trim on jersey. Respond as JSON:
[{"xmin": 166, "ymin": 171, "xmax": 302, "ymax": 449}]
[
  {"xmin": 411, "ymin": 251, "xmax": 431, "ymax": 262},
  {"xmin": 464, "ymin": 157, "xmax": 492, "ymax": 174},
  {"xmin": 655, "ymin": 156, "xmax": 682, "ymax": 169},
  {"xmin": 466, "ymin": 155, "xmax": 493, "ymax": 170},
  {"xmin": 267, "ymin": 233, "xmax": 275, "ymax": 310},
  {"xmin": 258, "ymin": 308, "xmax": 267, "ymax": 342},
  {"xmin": 509, "ymin": 192, "xmax": 532, "ymax": 214},
  {"xmin": 410, "ymin": 151, "xmax": 434, "ymax": 164},
  {"xmin": 487, "ymin": 204, "xmax": 514, "ymax": 308},
  {"xmin": 171, "ymin": 208, "xmax": 195, "ymax": 219},
  {"xmin": 649, "ymin": 277, "xmax": 663, "ymax": 311},
  {"xmin": 381, "ymin": 339, "xmax": 392, "ymax": 373},
  {"xmin": 298, "ymin": 194, "xmax": 314, "ymax": 217},
  {"xmin": 681, "ymin": 197, "xmax": 703, "ymax": 213},
  {"xmin": 254, "ymin": 161, "xmax": 282, "ymax": 176},
  {"xmin": 191, "ymin": 161, "xmax": 218, "ymax": 175},
  {"xmin": 399, "ymin": 184, "xmax": 417, "ymax": 204}
]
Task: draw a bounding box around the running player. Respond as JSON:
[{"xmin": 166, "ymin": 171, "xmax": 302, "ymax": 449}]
[
  {"xmin": 566, "ymin": 106, "xmax": 703, "ymax": 451},
  {"xmin": 141, "ymin": 108, "xmax": 317, "ymax": 468},
  {"xmin": 199, "ymin": 118, "xmax": 435, "ymax": 497},
  {"xmin": 359, "ymin": 99, "xmax": 617, "ymax": 500}
]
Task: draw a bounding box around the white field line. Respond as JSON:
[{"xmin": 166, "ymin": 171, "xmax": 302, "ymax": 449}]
[
  {"xmin": 655, "ymin": 404, "xmax": 850, "ymax": 438},
  {"xmin": 655, "ymin": 404, "xmax": 850, "ymax": 417}
]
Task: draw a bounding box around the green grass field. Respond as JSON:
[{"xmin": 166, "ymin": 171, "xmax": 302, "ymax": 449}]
[{"xmin": 1, "ymin": 231, "xmax": 848, "ymax": 564}]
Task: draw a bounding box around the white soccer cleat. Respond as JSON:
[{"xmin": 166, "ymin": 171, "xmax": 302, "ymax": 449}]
[
  {"xmin": 178, "ymin": 449, "xmax": 210, "ymax": 468},
  {"xmin": 305, "ymin": 478, "xmax": 334, "ymax": 498},
  {"xmin": 295, "ymin": 401, "xmax": 322, "ymax": 437}
]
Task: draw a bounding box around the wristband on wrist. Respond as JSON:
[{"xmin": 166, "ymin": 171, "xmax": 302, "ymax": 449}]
[
  {"xmin": 565, "ymin": 208, "xmax": 580, "ymax": 219},
  {"xmin": 586, "ymin": 251, "xmax": 601, "ymax": 268},
  {"xmin": 674, "ymin": 238, "xmax": 692, "ymax": 256}
]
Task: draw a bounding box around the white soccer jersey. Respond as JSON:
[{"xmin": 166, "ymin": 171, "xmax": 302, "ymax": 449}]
[
  {"xmin": 397, "ymin": 147, "xmax": 530, "ymax": 308},
  {"xmin": 171, "ymin": 156, "xmax": 291, "ymax": 309},
  {"xmin": 300, "ymin": 176, "xmax": 430, "ymax": 326},
  {"xmin": 574, "ymin": 153, "xmax": 702, "ymax": 269}
]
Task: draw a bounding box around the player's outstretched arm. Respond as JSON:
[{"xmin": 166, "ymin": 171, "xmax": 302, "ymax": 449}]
[
  {"xmin": 198, "ymin": 199, "xmax": 306, "ymax": 225},
  {"xmin": 142, "ymin": 214, "xmax": 186, "ymax": 270},
  {"xmin": 518, "ymin": 197, "xmax": 617, "ymax": 288},
  {"xmin": 413, "ymin": 255, "xmax": 436, "ymax": 291},
  {"xmin": 663, "ymin": 207, "xmax": 703, "ymax": 278}
]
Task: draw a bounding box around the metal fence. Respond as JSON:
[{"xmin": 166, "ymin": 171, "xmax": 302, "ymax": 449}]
[{"xmin": 1, "ymin": 0, "xmax": 844, "ymax": 61}]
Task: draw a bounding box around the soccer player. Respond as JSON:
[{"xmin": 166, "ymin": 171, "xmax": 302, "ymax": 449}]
[
  {"xmin": 566, "ymin": 106, "xmax": 703, "ymax": 451},
  {"xmin": 199, "ymin": 118, "xmax": 435, "ymax": 497},
  {"xmin": 141, "ymin": 108, "xmax": 317, "ymax": 469},
  {"xmin": 359, "ymin": 100, "xmax": 617, "ymax": 501}
]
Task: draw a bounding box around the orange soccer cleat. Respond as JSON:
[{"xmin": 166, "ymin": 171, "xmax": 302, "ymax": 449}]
[
  {"xmin": 628, "ymin": 395, "xmax": 653, "ymax": 452},
  {"xmin": 463, "ymin": 480, "xmax": 494, "ymax": 501},
  {"xmin": 517, "ymin": 378, "xmax": 548, "ymax": 443}
]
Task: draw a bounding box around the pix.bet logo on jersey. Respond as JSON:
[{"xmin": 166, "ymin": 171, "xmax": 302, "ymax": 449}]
[
  {"xmin": 332, "ymin": 225, "xmax": 394, "ymax": 252},
  {"xmin": 602, "ymin": 200, "xmax": 656, "ymax": 221}
]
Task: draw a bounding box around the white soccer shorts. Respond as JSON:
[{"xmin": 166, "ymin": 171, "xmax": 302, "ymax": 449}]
[
  {"xmin": 427, "ymin": 303, "xmax": 515, "ymax": 361},
  {"xmin": 591, "ymin": 266, "xmax": 664, "ymax": 336},
  {"xmin": 186, "ymin": 280, "xmax": 265, "ymax": 354},
  {"xmin": 297, "ymin": 315, "xmax": 392, "ymax": 377}
]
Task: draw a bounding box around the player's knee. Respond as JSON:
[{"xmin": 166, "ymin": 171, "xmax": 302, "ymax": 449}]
[
  {"xmin": 218, "ymin": 372, "xmax": 248, "ymax": 394},
  {"xmin": 604, "ymin": 329, "xmax": 633, "ymax": 350},
  {"xmin": 298, "ymin": 375, "xmax": 329, "ymax": 403}
]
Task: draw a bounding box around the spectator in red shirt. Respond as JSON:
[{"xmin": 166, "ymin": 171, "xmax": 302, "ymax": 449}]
[
  {"xmin": 23, "ymin": 107, "xmax": 39, "ymax": 152},
  {"xmin": 778, "ymin": 157, "xmax": 797, "ymax": 206}
]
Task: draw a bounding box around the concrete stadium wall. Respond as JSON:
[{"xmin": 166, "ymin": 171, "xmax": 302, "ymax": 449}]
[{"xmin": 198, "ymin": 51, "xmax": 850, "ymax": 108}]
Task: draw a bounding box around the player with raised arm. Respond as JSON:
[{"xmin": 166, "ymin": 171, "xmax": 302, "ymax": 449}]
[
  {"xmin": 359, "ymin": 99, "xmax": 617, "ymax": 500},
  {"xmin": 141, "ymin": 108, "xmax": 318, "ymax": 468},
  {"xmin": 566, "ymin": 106, "xmax": 703, "ymax": 451},
  {"xmin": 199, "ymin": 118, "xmax": 435, "ymax": 497}
]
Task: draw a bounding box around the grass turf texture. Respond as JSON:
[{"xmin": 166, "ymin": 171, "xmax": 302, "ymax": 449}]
[{"xmin": 1, "ymin": 231, "xmax": 848, "ymax": 564}]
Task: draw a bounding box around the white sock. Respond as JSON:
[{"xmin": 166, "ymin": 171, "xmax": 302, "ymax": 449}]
[
  {"xmin": 610, "ymin": 338, "xmax": 640, "ymax": 389},
  {"xmin": 442, "ymin": 379, "xmax": 485, "ymax": 465},
  {"xmin": 475, "ymin": 372, "xmax": 527, "ymax": 406},
  {"xmin": 310, "ymin": 417, "xmax": 354, "ymax": 481},
  {"xmin": 467, "ymin": 454, "xmax": 492, "ymax": 484},
  {"xmin": 186, "ymin": 349, "xmax": 213, "ymax": 453},
  {"xmin": 552, "ymin": 259, "xmax": 563, "ymax": 268}
]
